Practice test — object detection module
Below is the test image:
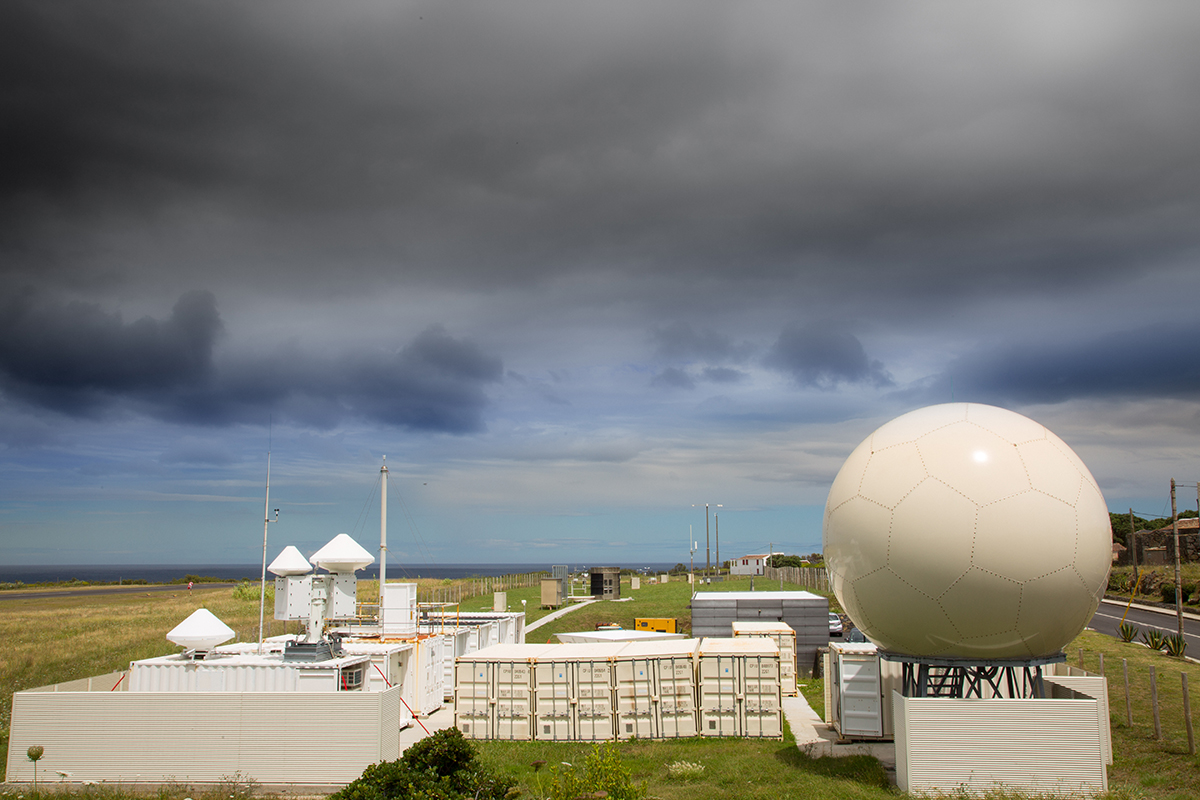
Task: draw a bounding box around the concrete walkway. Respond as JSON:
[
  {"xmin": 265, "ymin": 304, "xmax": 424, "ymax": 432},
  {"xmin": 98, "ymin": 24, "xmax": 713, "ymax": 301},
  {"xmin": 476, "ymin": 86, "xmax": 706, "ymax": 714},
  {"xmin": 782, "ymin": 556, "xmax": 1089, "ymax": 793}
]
[
  {"xmin": 782, "ymin": 687, "xmax": 896, "ymax": 781},
  {"xmin": 524, "ymin": 597, "xmax": 598, "ymax": 636}
]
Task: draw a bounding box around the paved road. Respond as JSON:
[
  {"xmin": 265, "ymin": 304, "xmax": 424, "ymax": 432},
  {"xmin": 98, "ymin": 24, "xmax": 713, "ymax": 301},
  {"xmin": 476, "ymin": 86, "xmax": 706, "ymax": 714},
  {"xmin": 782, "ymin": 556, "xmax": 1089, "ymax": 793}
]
[
  {"xmin": 0, "ymin": 583, "xmax": 236, "ymax": 601},
  {"xmin": 1088, "ymin": 598, "xmax": 1200, "ymax": 652}
]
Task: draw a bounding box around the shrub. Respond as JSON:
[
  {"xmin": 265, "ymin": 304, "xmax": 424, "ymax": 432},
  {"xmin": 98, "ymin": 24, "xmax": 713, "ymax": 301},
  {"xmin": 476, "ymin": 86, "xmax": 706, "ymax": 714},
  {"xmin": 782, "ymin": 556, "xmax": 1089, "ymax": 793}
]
[
  {"xmin": 1142, "ymin": 629, "xmax": 1166, "ymax": 651},
  {"xmin": 1165, "ymin": 634, "xmax": 1188, "ymax": 658},
  {"xmin": 330, "ymin": 729, "xmax": 514, "ymax": 800},
  {"xmin": 1161, "ymin": 583, "xmax": 1177, "ymax": 604},
  {"xmin": 1118, "ymin": 622, "xmax": 1138, "ymax": 643},
  {"xmin": 232, "ymin": 580, "xmax": 274, "ymax": 602},
  {"xmin": 545, "ymin": 743, "xmax": 646, "ymax": 800}
]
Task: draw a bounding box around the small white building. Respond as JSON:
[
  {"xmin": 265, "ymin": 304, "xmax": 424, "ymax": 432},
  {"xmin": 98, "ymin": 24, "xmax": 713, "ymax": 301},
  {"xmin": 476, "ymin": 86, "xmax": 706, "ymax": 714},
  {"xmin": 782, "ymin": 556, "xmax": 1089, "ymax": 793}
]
[{"xmin": 730, "ymin": 553, "xmax": 772, "ymax": 576}]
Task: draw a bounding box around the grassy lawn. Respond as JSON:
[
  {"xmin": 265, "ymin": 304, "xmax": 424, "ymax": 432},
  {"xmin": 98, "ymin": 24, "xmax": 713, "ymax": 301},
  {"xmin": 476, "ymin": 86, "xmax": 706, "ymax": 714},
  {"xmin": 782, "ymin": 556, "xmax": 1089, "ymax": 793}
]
[{"xmin": 474, "ymin": 724, "xmax": 893, "ymax": 800}]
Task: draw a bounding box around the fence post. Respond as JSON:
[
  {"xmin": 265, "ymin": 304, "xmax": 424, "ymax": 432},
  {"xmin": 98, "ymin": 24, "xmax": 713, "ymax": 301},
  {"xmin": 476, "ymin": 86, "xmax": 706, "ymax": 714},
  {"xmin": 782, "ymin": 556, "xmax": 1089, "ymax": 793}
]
[
  {"xmin": 1185, "ymin": 672, "xmax": 1195, "ymax": 755},
  {"xmin": 1151, "ymin": 665, "xmax": 1162, "ymax": 740},
  {"xmin": 1123, "ymin": 659, "xmax": 1131, "ymax": 727},
  {"xmin": 1098, "ymin": 653, "xmax": 1104, "ymax": 677},
  {"xmin": 1077, "ymin": 648, "xmax": 1084, "ymax": 668}
]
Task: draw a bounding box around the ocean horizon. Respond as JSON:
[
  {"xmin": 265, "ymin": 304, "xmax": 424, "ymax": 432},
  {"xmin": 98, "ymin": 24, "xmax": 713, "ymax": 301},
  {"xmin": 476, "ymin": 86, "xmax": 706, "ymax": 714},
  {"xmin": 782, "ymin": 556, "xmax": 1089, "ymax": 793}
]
[{"xmin": 0, "ymin": 562, "xmax": 682, "ymax": 585}]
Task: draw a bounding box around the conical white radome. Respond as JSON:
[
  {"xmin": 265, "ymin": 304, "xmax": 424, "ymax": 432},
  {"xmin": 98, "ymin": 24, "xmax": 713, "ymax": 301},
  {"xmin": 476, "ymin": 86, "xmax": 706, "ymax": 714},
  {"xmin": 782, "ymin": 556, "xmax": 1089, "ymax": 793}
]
[
  {"xmin": 268, "ymin": 545, "xmax": 312, "ymax": 576},
  {"xmin": 167, "ymin": 608, "xmax": 235, "ymax": 651},
  {"xmin": 310, "ymin": 533, "xmax": 374, "ymax": 573}
]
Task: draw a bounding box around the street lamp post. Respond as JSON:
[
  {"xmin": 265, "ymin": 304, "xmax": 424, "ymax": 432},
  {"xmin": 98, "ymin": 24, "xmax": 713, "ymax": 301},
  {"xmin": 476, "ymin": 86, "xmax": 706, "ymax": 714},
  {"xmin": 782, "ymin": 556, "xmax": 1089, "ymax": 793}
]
[{"xmin": 693, "ymin": 503, "xmax": 723, "ymax": 580}]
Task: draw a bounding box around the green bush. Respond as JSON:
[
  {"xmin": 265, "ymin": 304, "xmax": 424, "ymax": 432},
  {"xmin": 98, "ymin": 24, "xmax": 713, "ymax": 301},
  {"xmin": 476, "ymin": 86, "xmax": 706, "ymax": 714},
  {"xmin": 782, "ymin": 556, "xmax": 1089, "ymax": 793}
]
[
  {"xmin": 1118, "ymin": 622, "xmax": 1138, "ymax": 643},
  {"xmin": 1162, "ymin": 583, "xmax": 1177, "ymax": 604},
  {"xmin": 330, "ymin": 729, "xmax": 514, "ymax": 800},
  {"xmin": 232, "ymin": 580, "xmax": 274, "ymax": 602},
  {"xmin": 545, "ymin": 742, "xmax": 647, "ymax": 800}
]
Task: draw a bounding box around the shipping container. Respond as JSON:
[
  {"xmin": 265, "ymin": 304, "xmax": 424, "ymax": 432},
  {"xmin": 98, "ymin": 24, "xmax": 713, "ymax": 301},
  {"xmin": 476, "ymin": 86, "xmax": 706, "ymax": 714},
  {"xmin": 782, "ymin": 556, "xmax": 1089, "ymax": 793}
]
[
  {"xmin": 732, "ymin": 621, "xmax": 797, "ymax": 696},
  {"xmin": 127, "ymin": 651, "xmax": 371, "ymax": 693},
  {"xmin": 613, "ymin": 640, "xmax": 699, "ymax": 740},
  {"xmin": 533, "ymin": 643, "xmax": 624, "ymax": 741},
  {"xmin": 696, "ymin": 638, "xmax": 782, "ymax": 738},
  {"xmin": 455, "ymin": 644, "xmax": 557, "ymax": 740}
]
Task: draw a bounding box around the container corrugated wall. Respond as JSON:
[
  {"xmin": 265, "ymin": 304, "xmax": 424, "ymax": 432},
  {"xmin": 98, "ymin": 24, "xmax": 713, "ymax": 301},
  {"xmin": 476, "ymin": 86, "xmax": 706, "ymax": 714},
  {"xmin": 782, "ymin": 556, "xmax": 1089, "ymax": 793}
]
[
  {"xmin": 455, "ymin": 644, "xmax": 556, "ymax": 740},
  {"xmin": 691, "ymin": 591, "xmax": 827, "ymax": 676},
  {"xmin": 5, "ymin": 687, "xmax": 402, "ymax": 785},
  {"xmin": 732, "ymin": 622, "xmax": 797, "ymax": 696},
  {"xmin": 1044, "ymin": 670, "xmax": 1112, "ymax": 765},
  {"xmin": 533, "ymin": 645, "xmax": 621, "ymax": 741},
  {"xmin": 614, "ymin": 640, "xmax": 699, "ymax": 740},
  {"xmin": 696, "ymin": 638, "xmax": 782, "ymax": 739},
  {"xmin": 893, "ymin": 692, "xmax": 1107, "ymax": 796}
]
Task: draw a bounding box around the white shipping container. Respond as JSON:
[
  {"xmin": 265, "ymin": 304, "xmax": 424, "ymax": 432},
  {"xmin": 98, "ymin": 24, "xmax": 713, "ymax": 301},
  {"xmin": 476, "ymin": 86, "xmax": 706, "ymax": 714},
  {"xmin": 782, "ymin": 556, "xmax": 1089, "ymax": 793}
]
[
  {"xmin": 732, "ymin": 621, "xmax": 797, "ymax": 696},
  {"xmin": 456, "ymin": 644, "xmax": 557, "ymax": 740},
  {"xmin": 614, "ymin": 640, "xmax": 700, "ymax": 740},
  {"xmin": 697, "ymin": 638, "xmax": 782, "ymax": 738},
  {"xmin": 409, "ymin": 634, "xmax": 445, "ymax": 716},
  {"xmin": 339, "ymin": 641, "xmax": 416, "ymax": 729},
  {"xmin": 127, "ymin": 652, "xmax": 371, "ymax": 694},
  {"xmin": 533, "ymin": 643, "xmax": 623, "ymax": 741},
  {"xmin": 382, "ymin": 582, "xmax": 418, "ymax": 635}
]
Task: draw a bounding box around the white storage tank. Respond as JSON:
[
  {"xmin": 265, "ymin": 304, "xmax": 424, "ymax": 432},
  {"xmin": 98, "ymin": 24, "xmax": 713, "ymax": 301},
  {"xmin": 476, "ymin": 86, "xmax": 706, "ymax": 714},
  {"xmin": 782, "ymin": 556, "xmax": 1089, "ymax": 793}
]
[{"xmin": 696, "ymin": 637, "xmax": 782, "ymax": 738}]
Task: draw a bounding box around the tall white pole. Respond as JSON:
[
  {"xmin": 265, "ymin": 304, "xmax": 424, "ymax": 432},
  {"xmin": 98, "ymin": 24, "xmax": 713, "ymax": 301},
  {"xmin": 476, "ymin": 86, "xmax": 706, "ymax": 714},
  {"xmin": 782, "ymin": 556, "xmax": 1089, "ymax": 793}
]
[
  {"xmin": 257, "ymin": 450, "xmax": 271, "ymax": 654},
  {"xmin": 380, "ymin": 456, "xmax": 388, "ymax": 634}
]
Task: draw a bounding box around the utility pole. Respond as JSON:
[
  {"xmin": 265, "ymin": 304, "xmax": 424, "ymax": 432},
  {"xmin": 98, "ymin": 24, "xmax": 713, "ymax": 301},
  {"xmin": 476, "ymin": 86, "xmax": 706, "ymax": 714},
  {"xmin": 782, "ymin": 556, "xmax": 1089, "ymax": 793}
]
[
  {"xmin": 714, "ymin": 513, "xmax": 719, "ymax": 577},
  {"xmin": 706, "ymin": 504, "xmax": 711, "ymax": 578},
  {"xmin": 1172, "ymin": 479, "xmax": 1183, "ymax": 636},
  {"xmin": 1130, "ymin": 508, "xmax": 1138, "ymax": 585}
]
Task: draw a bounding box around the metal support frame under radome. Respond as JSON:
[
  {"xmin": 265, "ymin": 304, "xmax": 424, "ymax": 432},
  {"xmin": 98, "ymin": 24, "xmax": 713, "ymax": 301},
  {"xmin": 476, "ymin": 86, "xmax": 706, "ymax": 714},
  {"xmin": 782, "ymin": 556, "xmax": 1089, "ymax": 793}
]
[{"xmin": 881, "ymin": 651, "xmax": 1066, "ymax": 699}]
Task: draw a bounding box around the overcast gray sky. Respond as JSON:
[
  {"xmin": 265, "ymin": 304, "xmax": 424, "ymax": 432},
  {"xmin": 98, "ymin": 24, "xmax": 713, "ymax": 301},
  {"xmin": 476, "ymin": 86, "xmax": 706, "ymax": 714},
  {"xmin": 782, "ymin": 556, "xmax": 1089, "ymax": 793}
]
[{"xmin": 3, "ymin": 1, "xmax": 1200, "ymax": 569}]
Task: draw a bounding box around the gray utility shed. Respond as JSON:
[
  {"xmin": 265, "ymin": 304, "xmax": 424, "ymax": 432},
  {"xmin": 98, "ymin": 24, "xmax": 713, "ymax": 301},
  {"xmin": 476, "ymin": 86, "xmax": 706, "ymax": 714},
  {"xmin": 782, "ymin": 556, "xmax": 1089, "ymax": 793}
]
[
  {"xmin": 590, "ymin": 567, "xmax": 621, "ymax": 599},
  {"xmin": 691, "ymin": 591, "xmax": 828, "ymax": 677}
]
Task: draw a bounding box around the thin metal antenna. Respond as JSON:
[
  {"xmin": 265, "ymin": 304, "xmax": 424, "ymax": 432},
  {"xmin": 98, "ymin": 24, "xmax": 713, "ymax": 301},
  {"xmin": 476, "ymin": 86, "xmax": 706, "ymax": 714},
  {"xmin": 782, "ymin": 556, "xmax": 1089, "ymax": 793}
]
[
  {"xmin": 257, "ymin": 420, "xmax": 279, "ymax": 654},
  {"xmin": 379, "ymin": 455, "xmax": 388, "ymax": 634}
]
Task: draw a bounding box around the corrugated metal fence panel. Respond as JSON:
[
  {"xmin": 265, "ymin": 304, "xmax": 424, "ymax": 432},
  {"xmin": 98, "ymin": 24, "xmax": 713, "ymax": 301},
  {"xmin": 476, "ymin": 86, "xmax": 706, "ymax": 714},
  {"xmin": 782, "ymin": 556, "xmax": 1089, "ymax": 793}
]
[
  {"xmin": 1044, "ymin": 675, "xmax": 1112, "ymax": 765},
  {"xmin": 894, "ymin": 694, "xmax": 1106, "ymax": 796},
  {"xmin": 6, "ymin": 687, "xmax": 400, "ymax": 785}
]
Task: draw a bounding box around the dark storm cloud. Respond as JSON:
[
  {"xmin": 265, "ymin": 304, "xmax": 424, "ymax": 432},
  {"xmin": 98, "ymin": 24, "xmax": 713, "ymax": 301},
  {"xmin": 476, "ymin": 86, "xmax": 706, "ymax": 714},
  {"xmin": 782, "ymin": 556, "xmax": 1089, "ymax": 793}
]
[
  {"xmin": 652, "ymin": 322, "xmax": 751, "ymax": 363},
  {"xmin": 0, "ymin": 290, "xmax": 222, "ymax": 414},
  {"xmin": 651, "ymin": 368, "xmax": 696, "ymax": 390},
  {"xmin": 928, "ymin": 321, "xmax": 1200, "ymax": 406},
  {"xmin": 702, "ymin": 367, "xmax": 746, "ymax": 384},
  {"xmin": 0, "ymin": 293, "xmax": 502, "ymax": 433},
  {"xmin": 764, "ymin": 323, "xmax": 892, "ymax": 389},
  {"xmin": 4, "ymin": 1, "xmax": 1200, "ymax": 311}
]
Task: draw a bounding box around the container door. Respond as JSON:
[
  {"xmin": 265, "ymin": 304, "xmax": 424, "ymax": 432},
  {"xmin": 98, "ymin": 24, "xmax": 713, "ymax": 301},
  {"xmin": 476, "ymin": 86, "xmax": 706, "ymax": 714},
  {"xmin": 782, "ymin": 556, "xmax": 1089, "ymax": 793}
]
[
  {"xmin": 837, "ymin": 653, "xmax": 883, "ymax": 737},
  {"xmin": 534, "ymin": 661, "xmax": 575, "ymax": 740},
  {"xmin": 615, "ymin": 658, "xmax": 657, "ymax": 740}
]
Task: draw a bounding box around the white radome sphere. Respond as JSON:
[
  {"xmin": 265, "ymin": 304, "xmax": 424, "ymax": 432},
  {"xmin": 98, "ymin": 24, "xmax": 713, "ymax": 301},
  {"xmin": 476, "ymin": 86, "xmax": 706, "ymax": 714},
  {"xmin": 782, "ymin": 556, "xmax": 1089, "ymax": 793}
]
[{"xmin": 823, "ymin": 403, "xmax": 1111, "ymax": 660}]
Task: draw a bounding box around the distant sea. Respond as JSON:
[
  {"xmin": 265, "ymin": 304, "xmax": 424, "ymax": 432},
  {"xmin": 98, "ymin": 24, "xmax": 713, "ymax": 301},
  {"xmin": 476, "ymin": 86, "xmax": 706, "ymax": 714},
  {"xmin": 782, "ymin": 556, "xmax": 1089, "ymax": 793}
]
[{"xmin": 0, "ymin": 562, "xmax": 679, "ymax": 585}]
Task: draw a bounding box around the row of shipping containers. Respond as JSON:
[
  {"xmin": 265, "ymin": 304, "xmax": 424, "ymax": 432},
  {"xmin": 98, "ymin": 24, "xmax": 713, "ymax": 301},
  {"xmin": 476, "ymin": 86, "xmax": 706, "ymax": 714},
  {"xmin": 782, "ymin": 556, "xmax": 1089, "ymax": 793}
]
[{"xmin": 455, "ymin": 638, "xmax": 783, "ymax": 741}]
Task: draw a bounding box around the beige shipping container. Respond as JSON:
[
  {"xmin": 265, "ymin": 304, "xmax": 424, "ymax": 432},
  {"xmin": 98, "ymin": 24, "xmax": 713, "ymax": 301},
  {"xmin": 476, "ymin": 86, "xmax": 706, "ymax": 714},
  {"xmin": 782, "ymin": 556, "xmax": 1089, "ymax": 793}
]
[
  {"xmin": 731, "ymin": 621, "xmax": 797, "ymax": 696},
  {"xmin": 613, "ymin": 639, "xmax": 700, "ymax": 740},
  {"xmin": 533, "ymin": 643, "xmax": 623, "ymax": 741},
  {"xmin": 697, "ymin": 638, "xmax": 782, "ymax": 738},
  {"xmin": 455, "ymin": 644, "xmax": 556, "ymax": 740}
]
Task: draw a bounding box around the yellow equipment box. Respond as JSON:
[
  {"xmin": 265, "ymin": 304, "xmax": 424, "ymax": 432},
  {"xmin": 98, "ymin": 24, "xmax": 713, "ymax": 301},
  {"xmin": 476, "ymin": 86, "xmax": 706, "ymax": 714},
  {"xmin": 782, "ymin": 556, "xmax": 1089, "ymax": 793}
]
[{"xmin": 635, "ymin": 617, "xmax": 677, "ymax": 633}]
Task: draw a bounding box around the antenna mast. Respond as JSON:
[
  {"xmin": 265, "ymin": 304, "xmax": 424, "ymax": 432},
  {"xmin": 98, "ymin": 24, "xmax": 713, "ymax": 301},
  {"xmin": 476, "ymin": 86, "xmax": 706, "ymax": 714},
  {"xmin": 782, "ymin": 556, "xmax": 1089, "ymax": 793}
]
[
  {"xmin": 379, "ymin": 456, "xmax": 388, "ymax": 633},
  {"xmin": 257, "ymin": 427, "xmax": 280, "ymax": 654}
]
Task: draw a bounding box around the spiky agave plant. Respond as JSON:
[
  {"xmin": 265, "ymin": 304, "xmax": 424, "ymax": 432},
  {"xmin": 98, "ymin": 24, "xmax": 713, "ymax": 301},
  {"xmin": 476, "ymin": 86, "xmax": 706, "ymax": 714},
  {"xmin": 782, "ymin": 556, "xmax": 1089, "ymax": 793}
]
[
  {"xmin": 1118, "ymin": 622, "xmax": 1138, "ymax": 642},
  {"xmin": 1165, "ymin": 634, "xmax": 1188, "ymax": 658},
  {"xmin": 1142, "ymin": 629, "xmax": 1167, "ymax": 651}
]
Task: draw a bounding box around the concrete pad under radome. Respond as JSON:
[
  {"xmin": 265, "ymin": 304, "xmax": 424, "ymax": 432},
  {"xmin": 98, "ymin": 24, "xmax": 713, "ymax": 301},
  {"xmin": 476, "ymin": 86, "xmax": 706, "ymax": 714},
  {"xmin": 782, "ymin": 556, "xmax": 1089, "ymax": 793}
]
[{"xmin": 782, "ymin": 691, "xmax": 897, "ymax": 782}]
